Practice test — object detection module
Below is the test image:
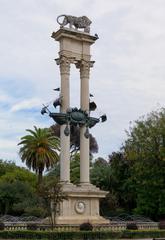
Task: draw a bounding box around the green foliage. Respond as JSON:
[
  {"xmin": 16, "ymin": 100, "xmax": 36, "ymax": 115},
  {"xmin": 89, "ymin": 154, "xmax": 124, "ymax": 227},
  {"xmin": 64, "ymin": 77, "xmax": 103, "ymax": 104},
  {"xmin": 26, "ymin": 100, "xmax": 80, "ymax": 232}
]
[
  {"xmin": 0, "ymin": 180, "xmax": 38, "ymax": 216},
  {"xmin": 51, "ymin": 124, "xmax": 98, "ymax": 154},
  {"xmin": 125, "ymin": 108, "xmax": 165, "ymax": 162},
  {"xmin": 0, "ymin": 230, "xmax": 122, "ymax": 239},
  {"xmin": 0, "ymin": 230, "xmax": 164, "ymax": 239},
  {"xmin": 0, "ymin": 160, "xmax": 36, "ymax": 185},
  {"xmin": 18, "ymin": 126, "xmax": 60, "ymax": 184},
  {"xmin": 124, "ymin": 108, "xmax": 165, "ymax": 219},
  {"xmin": 47, "ymin": 153, "xmax": 82, "ymax": 185},
  {"xmin": 70, "ymin": 153, "xmax": 80, "ymax": 184},
  {"xmin": 0, "ymin": 108, "xmax": 164, "ymax": 221},
  {"xmin": 24, "ymin": 206, "xmax": 47, "ymax": 218},
  {"xmin": 122, "ymin": 230, "xmax": 165, "ymax": 239},
  {"xmin": 90, "ymin": 108, "xmax": 165, "ymax": 220},
  {"xmin": 38, "ymin": 176, "xmax": 67, "ymax": 228},
  {"xmin": 91, "ymin": 153, "xmax": 135, "ymax": 216},
  {"xmin": 0, "ymin": 160, "xmax": 16, "ymax": 176},
  {"xmin": 0, "ymin": 160, "xmax": 44, "ymax": 217},
  {"xmin": 91, "ymin": 157, "xmax": 111, "ymax": 190},
  {"xmin": 108, "ymin": 152, "xmax": 136, "ymax": 213},
  {"xmin": 0, "ymin": 168, "xmax": 37, "ymax": 188}
]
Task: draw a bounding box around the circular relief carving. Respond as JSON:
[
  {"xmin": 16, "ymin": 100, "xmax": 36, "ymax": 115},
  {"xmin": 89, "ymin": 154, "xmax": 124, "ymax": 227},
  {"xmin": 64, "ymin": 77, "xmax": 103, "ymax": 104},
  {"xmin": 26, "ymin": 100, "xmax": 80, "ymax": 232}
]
[{"xmin": 75, "ymin": 201, "xmax": 86, "ymax": 214}]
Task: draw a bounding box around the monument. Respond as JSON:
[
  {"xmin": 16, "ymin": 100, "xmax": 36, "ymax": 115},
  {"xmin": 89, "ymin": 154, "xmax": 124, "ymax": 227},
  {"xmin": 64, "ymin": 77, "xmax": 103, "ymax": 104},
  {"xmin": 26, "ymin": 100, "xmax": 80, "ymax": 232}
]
[{"xmin": 41, "ymin": 15, "xmax": 108, "ymax": 224}]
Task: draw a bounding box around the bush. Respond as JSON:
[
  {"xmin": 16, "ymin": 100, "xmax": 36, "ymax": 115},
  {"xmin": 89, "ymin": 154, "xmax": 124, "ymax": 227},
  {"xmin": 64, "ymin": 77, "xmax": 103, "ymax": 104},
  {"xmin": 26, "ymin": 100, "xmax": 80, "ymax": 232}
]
[
  {"xmin": 25, "ymin": 206, "xmax": 47, "ymax": 217},
  {"xmin": 122, "ymin": 230, "xmax": 165, "ymax": 239},
  {"xmin": 0, "ymin": 230, "xmax": 164, "ymax": 239},
  {"xmin": 26, "ymin": 223, "xmax": 38, "ymax": 230},
  {"xmin": 159, "ymin": 220, "xmax": 165, "ymax": 229},
  {"xmin": 0, "ymin": 221, "xmax": 5, "ymax": 231},
  {"xmin": 126, "ymin": 222, "xmax": 138, "ymax": 230},
  {"xmin": 80, "ymin": 222, "xmax": 93, "ymax": 231}
]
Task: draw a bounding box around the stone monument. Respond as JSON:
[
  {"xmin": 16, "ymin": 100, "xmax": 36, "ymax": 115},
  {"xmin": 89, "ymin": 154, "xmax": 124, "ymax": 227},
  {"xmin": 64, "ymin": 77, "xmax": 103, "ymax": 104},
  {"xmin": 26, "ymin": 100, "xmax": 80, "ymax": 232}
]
[{"xmin": 42, "ymin": 15, "xmax": 108, "ymax": 225}]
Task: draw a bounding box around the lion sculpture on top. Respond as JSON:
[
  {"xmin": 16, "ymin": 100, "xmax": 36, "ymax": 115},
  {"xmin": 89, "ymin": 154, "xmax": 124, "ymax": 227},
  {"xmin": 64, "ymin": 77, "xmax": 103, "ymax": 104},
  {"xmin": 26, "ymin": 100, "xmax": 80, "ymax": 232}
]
[{"xmin": 57, "ymin": 15, "xmax": 92, "ymax": 33}]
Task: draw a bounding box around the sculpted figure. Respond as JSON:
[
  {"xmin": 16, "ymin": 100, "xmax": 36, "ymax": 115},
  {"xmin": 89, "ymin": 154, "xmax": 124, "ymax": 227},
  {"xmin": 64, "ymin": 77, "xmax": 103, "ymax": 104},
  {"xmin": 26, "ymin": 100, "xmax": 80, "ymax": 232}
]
[{"xmin": 57, "ymin": 15, "xmax": 92, "ymax": 33}]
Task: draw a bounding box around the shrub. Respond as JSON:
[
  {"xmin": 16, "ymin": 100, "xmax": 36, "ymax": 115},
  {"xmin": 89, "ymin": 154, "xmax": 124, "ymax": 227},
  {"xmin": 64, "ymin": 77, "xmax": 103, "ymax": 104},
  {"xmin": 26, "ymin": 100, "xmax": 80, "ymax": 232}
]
[
  {"xmin": 80, "ymin": 222, "xmax": 93, "ymax": 231},
  {"xmin": 0, "ymin": 221, "xmax": 5, "ymax": 231},
  {"xmin": 122, "ymin": 230, "xmax": 165, "ymax": 239},
  {"xmin": 0, "ymin": 230, "xmax": 164, "ymax": 239},
  {"xmin": 25, "ymin": 206, "xmax": 47, "ymax": 217},
  {"xmin": 126, "ymin": 222, "xmax": 138, "ymax": 230},
  {"xmin": 26, "ymin": 223, "xmax": 38, "ymax": 230}
]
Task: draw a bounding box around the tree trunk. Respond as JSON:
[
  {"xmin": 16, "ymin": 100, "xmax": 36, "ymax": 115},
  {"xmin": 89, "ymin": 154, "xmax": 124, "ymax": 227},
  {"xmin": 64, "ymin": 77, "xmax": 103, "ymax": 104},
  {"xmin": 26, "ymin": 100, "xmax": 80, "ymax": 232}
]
[{"xmin": 38, "ymin": 169, "xmax": 43, "ymax": 185}]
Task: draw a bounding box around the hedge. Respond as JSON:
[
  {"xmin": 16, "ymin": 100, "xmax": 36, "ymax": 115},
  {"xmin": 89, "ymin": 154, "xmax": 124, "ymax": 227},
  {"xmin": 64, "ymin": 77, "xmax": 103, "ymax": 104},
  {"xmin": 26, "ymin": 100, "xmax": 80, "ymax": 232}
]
[
  {"xmin": 0, "ymin": 230, "xmax": 164, "ymax": 239},
  {"xmin": 122, "ymin": 230, "xmax": 165, "ymax": 239}
]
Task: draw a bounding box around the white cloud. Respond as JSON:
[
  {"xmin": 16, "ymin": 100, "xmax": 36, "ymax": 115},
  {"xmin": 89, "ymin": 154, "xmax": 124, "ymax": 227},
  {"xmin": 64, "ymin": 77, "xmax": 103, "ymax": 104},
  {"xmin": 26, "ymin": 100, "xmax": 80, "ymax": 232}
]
[
  {"xmin": 0, "ymin": 0, "xmax": 165, "ymax": 163},
  {"xmin": 0, "ymin": 91, "xmax": 12, "ymax": 103},
  {"xmin": 10, "ymin": 98, "xmax": 43, "ymax": 112}
]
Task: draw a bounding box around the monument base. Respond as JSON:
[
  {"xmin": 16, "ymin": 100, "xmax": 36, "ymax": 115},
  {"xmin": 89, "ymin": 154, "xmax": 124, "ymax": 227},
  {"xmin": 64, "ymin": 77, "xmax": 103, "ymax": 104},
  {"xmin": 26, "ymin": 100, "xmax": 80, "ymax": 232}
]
[{"xmin": 54, "ymin": 183, "xmax": 109, "ymax": 225}]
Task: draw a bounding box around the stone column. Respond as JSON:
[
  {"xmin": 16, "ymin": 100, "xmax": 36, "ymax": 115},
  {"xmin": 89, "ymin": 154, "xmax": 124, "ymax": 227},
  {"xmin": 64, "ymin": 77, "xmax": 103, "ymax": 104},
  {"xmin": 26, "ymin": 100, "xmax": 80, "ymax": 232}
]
[
  {"xmin": 56, "ymin": 56, "xmax": 70, "ymax": 183},
  {"xmin": 77, "ymin": 60, "xmax": 94, "ymax": 184}
]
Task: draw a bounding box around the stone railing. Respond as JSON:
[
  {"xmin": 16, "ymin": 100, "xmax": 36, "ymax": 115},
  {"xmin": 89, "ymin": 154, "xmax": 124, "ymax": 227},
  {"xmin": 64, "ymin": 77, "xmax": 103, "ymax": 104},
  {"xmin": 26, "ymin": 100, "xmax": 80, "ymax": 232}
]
[
  {"xmin": 136, "ymin": 221, "xmax": 158, "ymax": 229},
  {"xmin": 93, "ymin": 221, "xmax": 158, "ymax": 231},
  {"xmin": 93, "ymin": 222, "xmax": 126, "ymax": 231},
  {"xmin": 3, "ymin": 221, "xmax": 158, "ymax": 231}
]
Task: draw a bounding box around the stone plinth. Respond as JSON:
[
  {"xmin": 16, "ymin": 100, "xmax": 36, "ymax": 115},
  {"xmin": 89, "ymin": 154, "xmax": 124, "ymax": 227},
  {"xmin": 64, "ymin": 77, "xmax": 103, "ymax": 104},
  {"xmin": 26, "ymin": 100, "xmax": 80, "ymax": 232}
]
[
  {"xmin": 55, "ymin": 183, "xmax": 109, "ymax": 225},
  {"xmin": 52, "ymin": 27, "xmax": 97, "ymax": 61}
]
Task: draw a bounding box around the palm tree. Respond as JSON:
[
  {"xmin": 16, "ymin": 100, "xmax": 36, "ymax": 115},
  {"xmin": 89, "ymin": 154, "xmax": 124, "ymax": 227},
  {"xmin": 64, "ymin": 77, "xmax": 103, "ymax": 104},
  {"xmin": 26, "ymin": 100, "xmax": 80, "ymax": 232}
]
[{"xmin": 18, "ymin": 126, "xmax": 60, "ymax": 184}]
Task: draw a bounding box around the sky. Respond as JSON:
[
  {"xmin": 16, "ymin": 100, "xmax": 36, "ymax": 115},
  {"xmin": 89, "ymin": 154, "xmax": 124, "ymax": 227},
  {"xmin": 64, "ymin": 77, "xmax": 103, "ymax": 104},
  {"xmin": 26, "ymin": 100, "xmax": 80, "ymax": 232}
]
[{"xmin": 0, "ymin": 0, "xmax": 165, "ymax": 166}]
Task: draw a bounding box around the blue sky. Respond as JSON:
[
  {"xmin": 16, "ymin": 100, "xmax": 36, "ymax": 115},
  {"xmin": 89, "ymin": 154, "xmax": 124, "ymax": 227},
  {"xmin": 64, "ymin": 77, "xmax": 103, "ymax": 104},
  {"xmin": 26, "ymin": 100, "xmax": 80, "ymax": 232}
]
[{"xmin": 0, "ymin": 0, "xmax": 165, "ymax": 166}]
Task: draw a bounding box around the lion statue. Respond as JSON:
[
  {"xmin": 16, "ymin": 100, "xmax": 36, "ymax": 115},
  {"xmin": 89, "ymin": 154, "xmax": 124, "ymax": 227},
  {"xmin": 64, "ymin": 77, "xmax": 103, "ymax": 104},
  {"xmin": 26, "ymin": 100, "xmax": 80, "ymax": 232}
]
[{"xmin": 57, "ymin": 15, "xmax": 92, "ymax": 33}]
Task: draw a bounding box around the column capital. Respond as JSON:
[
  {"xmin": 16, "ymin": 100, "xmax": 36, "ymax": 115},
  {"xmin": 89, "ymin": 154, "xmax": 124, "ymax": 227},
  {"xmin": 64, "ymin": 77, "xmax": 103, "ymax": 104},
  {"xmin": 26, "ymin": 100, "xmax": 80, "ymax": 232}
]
[
  {"xmin": 75, "ymin": 60, "xmax": 95, "ymax": 79},
  {"xmin": 55, "ymin": 55, "xmax": 75, "ymax": 75}
]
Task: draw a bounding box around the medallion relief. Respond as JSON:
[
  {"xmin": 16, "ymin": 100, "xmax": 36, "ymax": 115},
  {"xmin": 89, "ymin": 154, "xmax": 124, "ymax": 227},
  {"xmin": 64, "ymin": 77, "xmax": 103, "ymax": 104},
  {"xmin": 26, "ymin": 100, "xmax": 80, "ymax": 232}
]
[{"xmin": 75, "ymin": 201, "xmax": 86, "ymax": 214}]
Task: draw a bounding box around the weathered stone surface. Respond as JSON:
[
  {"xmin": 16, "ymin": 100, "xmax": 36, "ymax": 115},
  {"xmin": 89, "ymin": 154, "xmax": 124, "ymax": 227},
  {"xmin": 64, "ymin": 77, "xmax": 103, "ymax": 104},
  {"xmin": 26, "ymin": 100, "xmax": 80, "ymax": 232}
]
[
  {"xmin": 57, "ymin": 15, "xmax": 92, "ymax": 33},
  {"xmin": 51, "ymin": 24, "xmax": 108, "ymax": 225},
  {"xmin": 55, "ymin": 183, "xmax": 109, "ymax": 225}
]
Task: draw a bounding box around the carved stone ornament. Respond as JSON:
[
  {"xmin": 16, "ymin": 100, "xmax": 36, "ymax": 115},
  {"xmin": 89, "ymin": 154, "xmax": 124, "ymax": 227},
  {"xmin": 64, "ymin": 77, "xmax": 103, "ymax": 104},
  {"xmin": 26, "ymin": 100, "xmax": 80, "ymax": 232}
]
[
  {"xmin": 76, "ymin": 60, "xmax": 95, "ymax": 79},
  {"xmin": 75, "ymin": 201, "xmax": 86, "ymax": 214},
  {"xmin": 57, "ymin": 15, "xmax": 92, "ymax": 33},
  {"xmin": 55, "ymin": 56, "xmax": 70, "ymax": 75}
]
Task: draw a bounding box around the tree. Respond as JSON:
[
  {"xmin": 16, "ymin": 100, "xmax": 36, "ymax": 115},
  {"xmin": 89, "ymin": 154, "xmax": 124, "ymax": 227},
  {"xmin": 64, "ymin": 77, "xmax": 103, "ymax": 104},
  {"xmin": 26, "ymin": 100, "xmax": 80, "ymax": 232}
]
[
  {"xmin": 123, "ymin": 108, "xmax": 165, "ymax": 220},
  {"xmin": 70, "ymin": 153, "xmax": 80, "ymax": 184},
  {"xmin": 0, "ymin": 160, "xmax": 44, "ymax": 216},
  {"xmin": 18, "ymin": 126, "xmax": 60, "ymax": 184},
  {"xmin": 108, "ymin": 152, "xmax": 136, "ymax": 213},
  {"xmin": 51, "ymin": 124, "xmax": 98, "ymax": 155},
  {"xmin": 91, "ymin": 157, "xmax": 110, "ymax": 190},
  {"xmin": 0, "ymin": 180, "xmax": 40, "ymax": 216},
  {"xmin": 0, "ymin": 164, "xmax": 37, "ymax": 187},
  {"xmin": 0, "ymin": 160, "xmax": 16, "ymax": 177},
  {"xmin": 38, "ymin": 176, "xmax": 67, "ymax": 228},
  {"xmin": 90, "ymin": 109, "xmax": 165, "ymax": 219}
]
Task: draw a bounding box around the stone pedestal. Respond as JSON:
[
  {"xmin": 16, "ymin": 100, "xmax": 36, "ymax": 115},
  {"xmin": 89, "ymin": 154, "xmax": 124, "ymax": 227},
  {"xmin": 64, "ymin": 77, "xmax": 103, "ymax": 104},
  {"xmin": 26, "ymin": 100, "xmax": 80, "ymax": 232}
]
[{"xmin": 55, "ymin": 183, "xmax": 109, "ymax": 225}]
